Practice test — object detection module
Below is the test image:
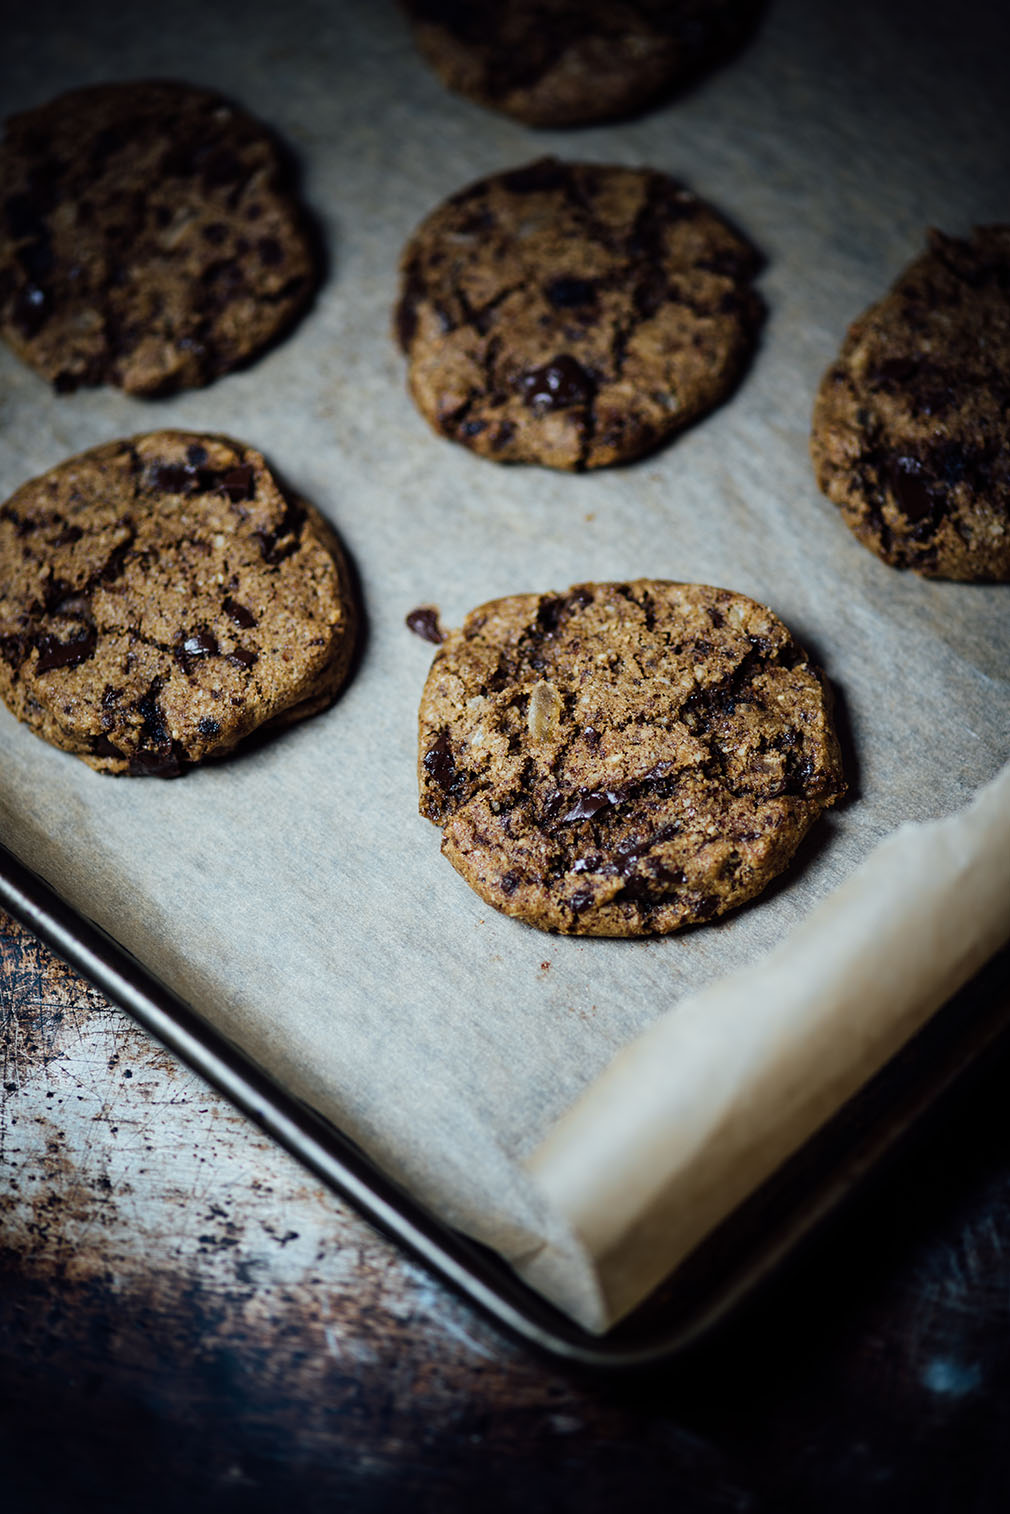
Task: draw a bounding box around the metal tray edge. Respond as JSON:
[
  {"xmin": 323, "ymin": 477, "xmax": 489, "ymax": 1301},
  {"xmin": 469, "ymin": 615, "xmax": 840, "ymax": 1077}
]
[{"xmin": 3, "ymin": 837, "xmax": 1009, "ymax": 1371}]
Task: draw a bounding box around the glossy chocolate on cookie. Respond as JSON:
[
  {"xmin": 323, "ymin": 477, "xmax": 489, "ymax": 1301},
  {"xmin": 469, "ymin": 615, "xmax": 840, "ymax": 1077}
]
[
  {"xmin": 0, "ymin": 432, "xmax": 355, "ymax": 774},
  {"xmin": 811, "ymin": 226, "xmax": 1010, "ymax": 581},
  {"xmin": 418, "ymin": 581, "xmax": 844, "ymax": 936},
  {"xmin": 396, "ymin": 158, "xmax": 763, "ymax": 470},
  {"xmin": 402, "ymin": 0, "xmax": 763, "ymax": 127},
  {"xmin": 0, "ymin": 81, "xmax": 317, "ymax": 394}
]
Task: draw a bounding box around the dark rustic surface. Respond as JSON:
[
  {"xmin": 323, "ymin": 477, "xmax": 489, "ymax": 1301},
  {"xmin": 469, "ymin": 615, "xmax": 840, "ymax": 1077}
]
[{"xmin": 4, "ymin": 906, "xmax": 1010, "ymax": 1513}]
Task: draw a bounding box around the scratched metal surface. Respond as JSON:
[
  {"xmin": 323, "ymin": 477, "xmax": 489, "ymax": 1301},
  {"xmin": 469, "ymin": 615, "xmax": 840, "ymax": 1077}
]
[{"xmin": 4, "ymin": 910, "xmax": 1010, "ymax": 1512}]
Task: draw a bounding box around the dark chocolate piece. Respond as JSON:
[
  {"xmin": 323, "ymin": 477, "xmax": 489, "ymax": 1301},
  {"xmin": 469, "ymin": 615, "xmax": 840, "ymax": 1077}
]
[
  {"xmin": 518, "ymin": 354, "xmax": 595, "ymax": 412},
  {"xmin": 406, "ymin": 606, "xmax": 446, "ymax": 644}
]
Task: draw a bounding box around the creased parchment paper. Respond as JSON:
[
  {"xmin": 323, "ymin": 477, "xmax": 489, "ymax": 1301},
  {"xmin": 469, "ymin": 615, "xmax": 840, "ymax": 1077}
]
[
  {"xmin": 526, "ymin": 762, "xmax": 1010, "ymax": 1326},
  {"xmin": 1, "ymin": 0, "xmax": 1008, "ymax": 1333}
]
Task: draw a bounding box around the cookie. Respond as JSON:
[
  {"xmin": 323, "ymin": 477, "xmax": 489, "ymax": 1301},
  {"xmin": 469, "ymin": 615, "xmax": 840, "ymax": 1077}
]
[
  {"xmin": 810, "ymin": 226, "xmax": 1010, "ymax": 581},
  {"xmin": 0, "ymin": 81, "xmax": 318, "ymax": 394},
  {"xmin": 396, "ymin": 158, "xmax": 763, "ymax": 470},
  {"xmin": 0, "ymin": 432, "xmax": 356, "ymax": 775},
  {"xmin": 401, "ymin": 1, "xmax": 762, "ymax": 128},
  {"xmin": 418, "ymin": 581, "xmax": 844, "ymax": 936}
]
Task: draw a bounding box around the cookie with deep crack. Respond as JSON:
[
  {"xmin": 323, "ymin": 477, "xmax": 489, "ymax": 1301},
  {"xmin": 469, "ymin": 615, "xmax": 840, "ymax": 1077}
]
[
  {"xmin": 401, "ymin": 1, "xmax": 762, "ymax": 128},
  {"xmin": 395, "ymin": 158, "xmax": 763, "ymax": 470},
  {"xmin": 811, "ymin": 226, "xmax": 1010, "ymax": 581},
  {"xmin": 0, "ymin": 431, "xmax": 356, "ymax": 775},
  {"xmin": 418, "ymin": 581, "xmax": 844, "ymax": 936},
  {"xmin": 0, "ymin": 81, "xmax": 318, "ymax": 394}
]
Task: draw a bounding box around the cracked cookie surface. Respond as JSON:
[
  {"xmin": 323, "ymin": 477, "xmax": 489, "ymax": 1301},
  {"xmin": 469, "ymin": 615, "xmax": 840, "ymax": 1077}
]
[
  {"xmin": 418, "ymin": 580, "xmax": 844, "ymax": 936},
  {"xmin": 402, "ymin": 0, "xmax": 762, "ymax": 128},
  {"xmin": 395, "ymin": 158, "xmax": 763, "ymax": 470},
  {"xmin": 0, "ymin": 81, "xmax": 317, "ymax": 394},
  {"xmin": 811, "ymin": 226, "xmax": 1010, "ymax": 581},
  {"xmin": 0, "ymin": 431, "xmax": 356, "ymax": 775}
]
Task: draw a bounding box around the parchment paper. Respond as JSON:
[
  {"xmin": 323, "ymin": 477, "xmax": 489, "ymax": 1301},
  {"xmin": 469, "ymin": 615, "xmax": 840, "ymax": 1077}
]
[{"xmin": 2, "ymin": 0, "xmax": 1008, "ymax": 1334}]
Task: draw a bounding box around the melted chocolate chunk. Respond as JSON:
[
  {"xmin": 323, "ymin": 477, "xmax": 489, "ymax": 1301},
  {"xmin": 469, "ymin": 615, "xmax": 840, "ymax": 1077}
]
[
  {"xmin": 220, "ymin": 464, "xmax": 254, "ymax": 502},
  {"xmin": 500, "ymin": 159, "xmax": 570, "ymax": 195},
  {"xmin": 148, "ymin": 461, "xmax": 199, "ymax": 495},
  {"xmin": 536, "ymin": 588, "xmax": 593, "ymax": 641},
  {"xmin": 536, "ymin": 595, "xmax": 564, "ymax": 634},
  {"xmin": 176, "ymin": 629, "xmax": 219, "ymax": 671},
  {"xmin": 223, "ymin": 595, "xmax": 256, "ymax": 628},
  {"xmin": 129, "ymin": 749, "xmax": 182, "ymax": 778},
  {"xmin": 423, "ymin": 729, "xmax": 465, "ymax": 796},
  {"xmin": 617, "ymin": 862, "xmax": 686, "ymax": 905},
  {"xmin": 46, "ymin": 586, "xmax": 90, "ymax": 617},
  {"xmin": 406, "ymin": 606, "xmax": 446, "ymax": 644},
  {"xmin": 35, "ymin": 626, "xmax": 96, "ymax": 672},
  {"xmin": 227, "ymin": 646, "xmax": 257, "ymax": 669},
  {"xmin": 783, "ymin": 750, "xmax": 817, "ymax": 796},
  {"xmin": 518, "ymin": 354, "xmax": 595, "ymax": 412},
  {"xmin": 544, "ymin": 276, "xmax": 596, "ymax": 309},
  {"xmin": 613, "ymin": 823, "xmax": 681, "ymax": 879},
  {"xmin": 197, "ymin": 716, "xmax": 221, "ymax": 737},
  {"xmin": 540, "ymin": 790, "xmax": 567, "ymax": 826},
  {"xmin": 254, "ymin": 496, "xmax": 305, "ymax": 564},
  {"xmin": 559, "ymin": 789, "xmax": 622, "ymax": 824},
  {"xmin": 887, "ymin": 454, "xmax": 935, "ymax": 523},
  {"xmin": 136, "ymin": 683, "xmax": 171, "ymax": 748},
  {"xmin": 91, "ymin": 734, "xmax": 123, "ymax": 759},
  {"xmin": 183, "ymin": 630, "xmax": 219, "ymax": 658}
]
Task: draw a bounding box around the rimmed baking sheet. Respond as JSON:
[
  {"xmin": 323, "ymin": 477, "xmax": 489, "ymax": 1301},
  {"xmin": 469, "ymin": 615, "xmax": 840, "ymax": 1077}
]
[
  {"xmin": 4, "ymin": 844, "xmax": 1009, "ymax": 1367},
  {"xmin": 1, "ymin": 0, "xmax": 1008, "ymax": 1348}
]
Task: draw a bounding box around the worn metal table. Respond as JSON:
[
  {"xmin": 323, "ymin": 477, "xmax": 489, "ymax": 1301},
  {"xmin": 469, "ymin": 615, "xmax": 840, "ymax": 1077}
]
[{"xmin": 3, "ymin": 906, "xmax": 1010, "ymax": 1512}]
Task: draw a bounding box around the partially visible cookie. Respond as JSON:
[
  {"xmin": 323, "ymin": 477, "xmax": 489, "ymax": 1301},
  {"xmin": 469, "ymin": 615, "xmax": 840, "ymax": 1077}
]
[
  {"xmin": 418, "ymin": 581, "xmax": 844, "ymax": 936},
  {"xmin": 396, "ymin": 158, "xmax": 763, "ymax": 470},
  {"xmin": 401, "ymin": 1, "xmax": 762, "ymax": 128},
  {"xmin": 0, "ymin": 432, "xmax": 356, "ymax": 775},
  {"xmin": 811, "ymin": 226, "xmax": 1010, "ymax": 581},
  {"xmin": 0, "ymin": 81, "xmax": 318, "ymax": 394}
]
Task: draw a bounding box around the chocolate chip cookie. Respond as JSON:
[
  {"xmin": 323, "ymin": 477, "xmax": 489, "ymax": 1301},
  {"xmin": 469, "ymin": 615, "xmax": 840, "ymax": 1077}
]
[
  {"xmin": 811, "ymin": 226, "xmax": 1010, "ymax": 581},
  {"xmin": 418, "ymin": 581, "xmax": 844, "ymax": 936},
  {"xmin": 0, "ymin": 81, "xmax": 318, "ymax": 394},
  {"xmin": 401, "ymin": 1, "xmax": 762, "ymax": 128},
  {"xmin": 0, "ymin": 432, "xmax": 356, "ymax": 775},
  {"xmin": 396, "ymin": 158, "xmax": 763, "ymax": 470}
]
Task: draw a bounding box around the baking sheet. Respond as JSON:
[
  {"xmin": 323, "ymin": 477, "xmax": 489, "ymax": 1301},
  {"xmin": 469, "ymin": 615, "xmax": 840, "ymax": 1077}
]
[{"xmin": 2, "ymin": 0, "xmax": 1008, "ymax": 1333}]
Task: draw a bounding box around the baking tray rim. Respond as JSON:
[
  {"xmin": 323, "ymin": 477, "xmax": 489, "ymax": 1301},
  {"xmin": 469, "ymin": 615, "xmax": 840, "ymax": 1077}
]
[{"xmin": 3, "ymin": 835, "xmax": 1008, "ymax": 1371}]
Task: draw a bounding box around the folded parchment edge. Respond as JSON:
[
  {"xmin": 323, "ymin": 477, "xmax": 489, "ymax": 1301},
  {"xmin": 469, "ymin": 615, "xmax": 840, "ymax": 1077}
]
[{"xmin": 522, "ymin": 760, "xmax": 1010, "ymax": 1330}]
